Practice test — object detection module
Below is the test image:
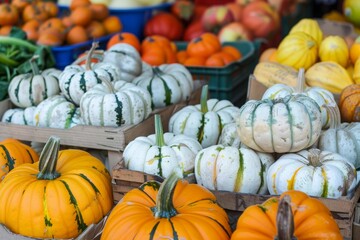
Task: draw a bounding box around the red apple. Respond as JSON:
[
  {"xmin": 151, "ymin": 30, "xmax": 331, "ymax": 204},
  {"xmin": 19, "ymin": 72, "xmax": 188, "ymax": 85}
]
[
  {"xmin": 226, "ymin": 3, "xmax": 243, "ymax": 22},
  {"xmin": 218, "ymin": 22, "xmax": 253, "ymax": 42},
  {"xmin": 201, "ymin": 5, "xmax": 234, "ymax": 34}
]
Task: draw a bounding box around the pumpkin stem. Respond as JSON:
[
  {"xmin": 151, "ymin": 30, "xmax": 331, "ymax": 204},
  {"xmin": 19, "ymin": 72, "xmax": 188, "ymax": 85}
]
[
  {"xmin": 72, "ymin": 50, "xmax": 104, "ymax": 65},
  {"xmin": 324, "ymin": 104, "xmax": 341, "ymax": 129},
  {"xmin": 29, "ymin": 55, "xmax": 40, "ymax": 75},
  {"xmin": 37, "ymin": 136, "xmax": 61, "ymax": 180},
  {"xmin": 275, "ymin": 195, "xmax": 296, "ymax": 240},
  {"xmin": 85, "ymin": 42, "xmax": 99, "ymax": 70},
  {"xmin": 200, "ymin": 85, "xmax": 209, "ymax": 113},
  {"xmin": 154, "ymin": 169, "xmax": 182, "ymax": 219},
  {"xmin": 100, "ymin": 76, "xmax": 115, "ymax": 94},
  {"xmin": 155, "ymin": 114, "xmax": 165, "ymax": 147},
  {"xmin": 295, "ymin": 68, "xmax": 305, "ymax": 93},
  {"xmin": 308, "ymin": 148, "xmax": 322, "ymax": 167}
]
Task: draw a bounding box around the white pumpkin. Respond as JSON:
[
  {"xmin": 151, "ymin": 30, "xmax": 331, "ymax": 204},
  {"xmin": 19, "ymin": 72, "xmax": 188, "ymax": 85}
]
[
  {"xmin": 169, "ymin": 85, "xmax": 240, "ymax": 148},
  {"xmin": 316, "ymin": 106, "xmax": 360, "ymax": 169},
  {"xmin": 80, "ymin": 80, "xmax": 152, "ymax": 127},
  {"xmin": 195, "ymin": 145, "xmax": 274, "ymax": 194},
  {"xmin": 33, "ymin": 95, "xmax": 81, "ymax": 129},
  {"xmin": 123, "ymin": 115, "xmax": 202, "ymax": 178},
  {"xmin": 262, "ymin": 69, "xmax": 337, "ymax": 129},
  {"xmin": 8, "ymin": 58, "xmax": 60, "ymax": 108},
  {"xmin": 236, "ymin": 94, "xmax": 322, "ymax": 153},
  {"xmin": 133, "ymin": 62, "xmax": 194, "ymax": 108},
  {"xmin": 103, "ymin": 43, "xmax": 142, "ymax": 82},
  {"xmin": 1, "ymin": 107, "xmax": 36, "ymax": 125},
  {"xmin": 218, "ymin": 122, "xmax": 241, "ymax": 147},
  {"xmin": 266, "ymin": 148, "xmax": 357, "ymax": 199}
]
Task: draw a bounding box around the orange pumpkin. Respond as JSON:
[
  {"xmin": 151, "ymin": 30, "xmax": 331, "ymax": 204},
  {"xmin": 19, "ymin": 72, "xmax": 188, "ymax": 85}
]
[
  {"xmin": 339, "ymin": 84, "xmax": 360, "ymax": 122},
  {"xmin": 183, "ymin": 56, "xmax": 206, "ymax": 66},
  {"xmin": 186, "ymin": 32, "xmax": 221, "ymax": 58},
  {"xmin": 231, "ymin": 190, "xmax": 342, "ymax": 240},
  {"xmin": 205, "ymin": 51, "xmax": 236, "ymax": 67},
  {"xmin": 101, "ymin": 171, "xmax": 232, "ymax": 239},
  {"xmin": 0, "ymin": 3, "xmax": 19, "ymax": 26},
  {"xmin": 141, "ymin": 35, "xmax": 177, "ymax": 65},
  {"xmin": 106, "ymin": 32, "xmax": 141, "ymax": 51},
  {"xmin": 222, "ymin": 45, "xmax": 242, "ymax": 60}
]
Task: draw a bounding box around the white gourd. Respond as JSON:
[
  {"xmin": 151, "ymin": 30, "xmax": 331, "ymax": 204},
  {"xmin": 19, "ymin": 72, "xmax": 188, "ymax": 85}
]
[{"xmin": 1, "ymin": 107, "xmax": 36, "ymax": 125}]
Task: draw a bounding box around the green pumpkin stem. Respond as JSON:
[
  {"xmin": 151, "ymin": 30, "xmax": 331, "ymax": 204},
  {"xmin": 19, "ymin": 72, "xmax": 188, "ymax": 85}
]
[
  {"xmin": 85, "ymin": 42, "xmax": 99, "ymax": 70},
  {"xmin": 155, "ymin": 114, "xmax": 165, "ymax": 147},
  {"xmin": 100, "ymin": 76, "xmax": 115, "ymax": 94},
  {"xmin": 308, "ymin": 148, "xmax": 322, "ymax": 167},
  {"xmin": 324, "ymin": 105, "xmax": 341, "ymax": 129},
  {"xmin": 154, "ymin": 170, "xmax": 181, "ymax": 219},
  {"xmin": 295, "ymin": 68, "xmax": 306, "ymax": 93},
  {"xmin": 37, "ymin": 136, "xmax": 61, "ymax": 180},
  {"xmin": 29, "ymin": 55, "xmax": 40, "ymax": 75},
  {"xmin": 275, "ymin": 195, "xmax": 296, "ymax": 240},
  {"xmin": 200, "ymin": 85, "xmax": 209, "ymax": 113}
]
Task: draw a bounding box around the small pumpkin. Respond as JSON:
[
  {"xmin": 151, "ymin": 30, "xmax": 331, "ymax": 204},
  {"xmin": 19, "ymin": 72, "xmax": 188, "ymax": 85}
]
[
  {"xmin": 339, "ymin": 84, "xmax": 360, "ymax": 122},
  {"xmin": 169, "ymin": 85, "xmax": 241, "ymax": 148},
  {"xmin": 0, "ymin": 136, "xmax": 113, "ymax": 239},
  {"xmin": 231, "ymin": 190, "xmax": 342, "ymax": 239},
  {"xmin": 101, "ymin": 170, "xmax": 232, "ymax": 240},
  {"xmin": 80, "ymin": 79, "xmax": 152, "ymax": 127},
  {"xmin": 0, "ymin": 138, "xmax": 39, "ymax": 181},
  {"xmin": 186, "ymin": 32, "xmax": 222, "ymax": 58},
  {"xmin": 195, "ymin": 144, "xmax": 274, "ymax": 194},
  {"xmin": 123, "ymin": 115, "xmax": 202, "ymax": 178},
  {"xmin": 319, "ymin": 35, "xmax": 349, "ymax": 68},
  {"xmin": 133, "ymin": 62, "xmax": 194, "ymax": 108},
  {"xmin": 33, "ymin": 95, "xmax": 81, "ymax": 129},
  {"xmin": 236, "ymin": 94, "xmax": 322, "ymax": 153},
  {"xmin": 8, "ymin": 56, "xmax": 60, "ymax": 108},
  {"xmin": 1, "ymin": 106, "xmax": 36, "ymax": 125},
  {"xmin": 141, "ymin": 35, "xmax": 177, "ymax": 66},
  {"xmin": 288, "ymin": 18, "xmax": 323, "ymax": 46},
  {"xmin": 266, "ymin": 148, "xmax": 357, "ymax": 199}
]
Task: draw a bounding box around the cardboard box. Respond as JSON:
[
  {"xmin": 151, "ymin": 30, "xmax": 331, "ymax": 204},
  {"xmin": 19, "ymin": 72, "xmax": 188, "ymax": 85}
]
[{"xmin": 0, "ymin": 216, "xmax": 107, "ymax": 240}]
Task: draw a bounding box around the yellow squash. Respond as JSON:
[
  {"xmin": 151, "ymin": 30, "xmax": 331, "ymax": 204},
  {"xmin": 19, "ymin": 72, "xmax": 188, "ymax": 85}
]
[
  {"xmin": 289, "ymin": 18, "xmax": 323, "ymax": 45},
  {"xmin": 319, "ymin": 35, "xmax": 349, "ymax": 68},
  {"xmin": 353, "ymin": 58, "xmax": 360, "ymax": 84}
]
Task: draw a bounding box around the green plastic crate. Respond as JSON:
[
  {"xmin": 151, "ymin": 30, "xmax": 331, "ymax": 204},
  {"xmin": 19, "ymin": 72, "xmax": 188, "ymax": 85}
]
[{"xmin": 176, "ymin": 40, "xmax": 260, "ymax": 107}]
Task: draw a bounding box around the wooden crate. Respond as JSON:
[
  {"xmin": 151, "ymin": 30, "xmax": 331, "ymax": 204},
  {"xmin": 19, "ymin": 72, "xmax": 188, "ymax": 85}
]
[
  {"xmin": 211, "ymin": 184, "xmax": 360, "ymax": 239},
  {"xmin": 112, "ymin": 158, "xmax": 196, "ymax": 203}
]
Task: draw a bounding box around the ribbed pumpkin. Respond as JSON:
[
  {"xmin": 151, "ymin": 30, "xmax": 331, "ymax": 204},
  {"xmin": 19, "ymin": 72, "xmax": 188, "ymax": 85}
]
[
  {"xmin": 103, "ymin": 43, "xmax": 143, "ymax": 82},
  {"xmin": 80, "ymin": 79, "xmax": 152, "ymax": 127},
  {"xmin": 59, "ymin": 42, "xmax": 120, "ymax": 106},
  {"xmin": 133, "ymin": 62, "xmax": 194, "ymax": 108},
  {"xmin": 316, "ymin": 106, "xmax": 360, "ymax": 169},
  {"xmin": 319, "ymin": 35, "xmax": 349, "ymax": 68},
  {"xmin": 266, "ymin": 148, "xmax": 357, "ymax": 199},
  {"xmin": 305, "ymin": 61, "xmax": 355, "ymax": 94},
  {"xmin": 231, "ymin": 190, "xmax": 342, "ymax": 239},
  {"xmin": 169, "ymin": 85, "xmax": 240, "ymax": 148},
  {"xmin": 236, "ymin": 94, "xmax": 322, "ymax": 153},
  {"xmin": 262, "ymin": 69, "xmax": 337, "ymax": 129},
  {"xmin": 195, "ymin": 144, "xmax": 274, "ymax": 194},
  {"xmin": 8, "ymin": 57, "xmax": 60, "ymax": 108},
  {"xmin": 218, "ymin": 122, "xmax": 241, "ymax": 147},
  {"xmin": 123, "ymin": 115, "xmax": 202, "ymax": 178},
  {"xmin": 339, "ymin": 84, "xmax": 360, "ymax": 122},
  {"xmin": 0, "ymin": 136, "xmax": 113, "ymax": 239},
  {"xmin": 289, "ymin": 18, "xmax": 323, "ymax": 45},
  {"xmin": 101, "ymin": 171, "xmax": 232, "ymax": 240},
  {"xmin": 0, "ymin": 138, "xmax": 39, "ymax": 181},
  {"xmin": 33, "ymin": 95, "xmax": 81, "ymax": 129},
  {"xmin": 276, "ymin": 31, "xmax": 318, "ymax": 70},
  {"xmin": 1, "ymin": 106, "xmax": 36, "ymax": 125}
]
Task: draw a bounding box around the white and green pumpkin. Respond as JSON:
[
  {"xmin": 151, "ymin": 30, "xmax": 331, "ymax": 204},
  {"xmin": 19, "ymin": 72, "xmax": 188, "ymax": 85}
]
[
  {"xmin": 262, "ymin": 68, "xmax": 337, "ymax": 129},
  {"xmin": 266, "ymin": 148, "xmax": 357, "ymax": 199},
  {"xmin": 8, "ymin": 57, "xmax": 60, "ymax": 108},
  {"xmin": 59, "ymin": 43, "xmax": 120, "ymax": 106},
  {"xmin": 33, "ymin": 95, "xmax": 81, "ymax": 129},
  {"xmin": 169, "ymin": 85, "xmax": 240, "ymax": 148},
  {"xmin": 80, "ymin": 80, "xmax": 152, "ymax": 127},
  {"xmin": 195, "ymin": 144, "xmax": 274, "ymax": 194},
  {"xmin": 236, "ymin": 94, "xmax": 322, "ymax": 153},
  {"xmin": 133, "ymin": 62, "xmax": 194, "ymax": 108},
  {"xmin": 123, "ymin": 115, "xmax": 202, "ymax": 178},
  {"xmin": 1, "ymin": 107, "xmax": 36, "ymax": 125}
]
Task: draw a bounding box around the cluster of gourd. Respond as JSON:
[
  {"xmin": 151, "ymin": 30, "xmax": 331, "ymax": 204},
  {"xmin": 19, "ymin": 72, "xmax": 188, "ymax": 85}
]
[{"xmin": 1, "ymin": 41, "xmax": 194, "ymax": 129}]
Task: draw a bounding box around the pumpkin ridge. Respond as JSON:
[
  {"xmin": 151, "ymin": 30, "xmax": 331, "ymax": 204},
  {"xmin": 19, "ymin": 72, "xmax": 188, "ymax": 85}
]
[
  {"xmin": 295, "ymin": 98, "xmax": 314, "ymax": 148},
  {"xmin": 287, "ymin": 166, "xmax": 302, "ymax": 190},
  {"xmin": 256, "ymin": 161, "xmax": 266, "ymax": 194},
  {"xmin": 64, "ymin": 105, "xmax": 77, "ymax": 129},
  {"xmin": 25, "ymin": 149, "xmax": 35, "ymax": 163},
  {"xmin": 0, "ymin": 144, "xmax": 15, "ymax": 171},
  {"xmin": 320, "ymin": 168, "xmax": 329, "ymax": 197},
  {"xmin": 13, "ymin": 76, "xmax": 23, "ymax": 104},
  {"xmin": 149, "ymin": 220, "xmax": 160, "ymax": 239},
  {"xmin": 79, "ymin": 72, "xmax": 87, "ymax": 94},
  {"xmin": 284, "ymin": 102, "xmax": 294, "ymax": 152},
  {"xmin": 114, "ymin": 94, "xmax": 124, "ymax": 126},
  {"xmin": 78, "ymin": 173, "xmax": 101, "ymax": 194},
  {"xmin": 212, "ymin": 147, "xmax": 222, "ymax": 189},
  {"xmin": 43, "ymin": 186, "xmax": 54, "ymax": 236},
  {"xmin": 156, "ymin": 147, "xmax": 163, "ymax": 177},
  {"xmin": 197, "ymin": 114, "xmax": 206, "ymax": 143},
  {"xmin": 41, "ymin": 75, "xmax": 48, "ymax": 100},
  {"xmin": 169, "ymin": 218, "xmax": 179, "ymax": 240},
  {"xmin": 160, "ymin": 76, "xmax": 172, "ymax": 106},
  {"xmin": 64, "ymin": 74, "xmax": 75, "ymax": 102},
  {"xmin": 345, "ymin": 129, "xmax": 360, "ymax": 166},
  {"xmin": 269, "ymin": 103, "xmax": 275, "ymax": 153},
  {"xmin": 234, "ymin": 149, "xmax": 244, "ymax": 192},
  {"xmin": 251, "ymin": 102, "xmax": 266, "ymax": 152},
  {"xmin": 196, "ymin": 152, "xmax": 204, "ymax": 177}
]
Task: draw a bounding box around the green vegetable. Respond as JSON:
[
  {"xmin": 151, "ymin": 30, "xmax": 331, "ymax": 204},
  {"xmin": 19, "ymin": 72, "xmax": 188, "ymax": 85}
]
[{"xmin": 0, "ymin": 27, "xmax": 56, "ymax": 101}]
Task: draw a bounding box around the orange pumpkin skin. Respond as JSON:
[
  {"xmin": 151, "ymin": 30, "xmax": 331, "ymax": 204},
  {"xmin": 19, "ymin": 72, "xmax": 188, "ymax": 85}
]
[
  {"xmin": 0, "ymin": 138, "xmax": 38, "ymax": 181},
  {"xmin": 101, "ymin": 178, "xmax": 232, "ymax": 239},
  {"xmin": 186, "ymin": 32, "xmax": 221, "ymax": 58},
  {"xmin": 231, "ymin": 190, "xmax": 342, "ymax": 240},
  {"xmin": 339, "ymin": 84, "xmax": 360, "ymax": 122}
]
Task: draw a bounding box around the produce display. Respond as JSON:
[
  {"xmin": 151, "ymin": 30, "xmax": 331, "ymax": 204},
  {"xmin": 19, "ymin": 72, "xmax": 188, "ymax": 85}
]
[{"xmin": 1, "ymin": 0, "xmax": 360, "ymax": 239}]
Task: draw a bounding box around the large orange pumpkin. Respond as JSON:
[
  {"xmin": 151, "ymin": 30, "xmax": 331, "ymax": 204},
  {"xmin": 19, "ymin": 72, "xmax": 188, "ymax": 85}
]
[
  {"xmin": 101, "ymin": 171, "xmax": 232, "ymax": 239},
  {"xmin": 339, "ymin": 84, "xmax": 360, "ymax": 122},
  {"xmin": 231, "ymin": 190, "xmax": 342, "ymax": 239},
  {"xmin": 186, "ymin": 32, "xmax": 221, "ymax": 58}
]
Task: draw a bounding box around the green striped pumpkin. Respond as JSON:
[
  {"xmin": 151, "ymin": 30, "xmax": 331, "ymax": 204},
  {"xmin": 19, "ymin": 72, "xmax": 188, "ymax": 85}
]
[
  {"xmin": 133, "ymin": 62, "xmax": 194, "ymax": 108},
  {"xmin": 195, "ymin": 144, "xmax": 274, "ymax": 194},
  {"xmin": 80, "ymin": 80, "xmax": 152, "ymax": 127},
  {"xmin": 237, "ymin": 94, "xmax": 322, "ymax": 153},
  {"xmin": 1, "ymin": 106, "xmax": 36, "ymax": 125},
  {"xmin": 266, "ymin": 148, "xmax": 357, "ymax": 199},
  {"xmin": 33, "ymin": 95, "xmax": 81, "ymax": 129},
  {"xmin": 0, "ymin": 136, "xmax": 113, "ymax": 239}
]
